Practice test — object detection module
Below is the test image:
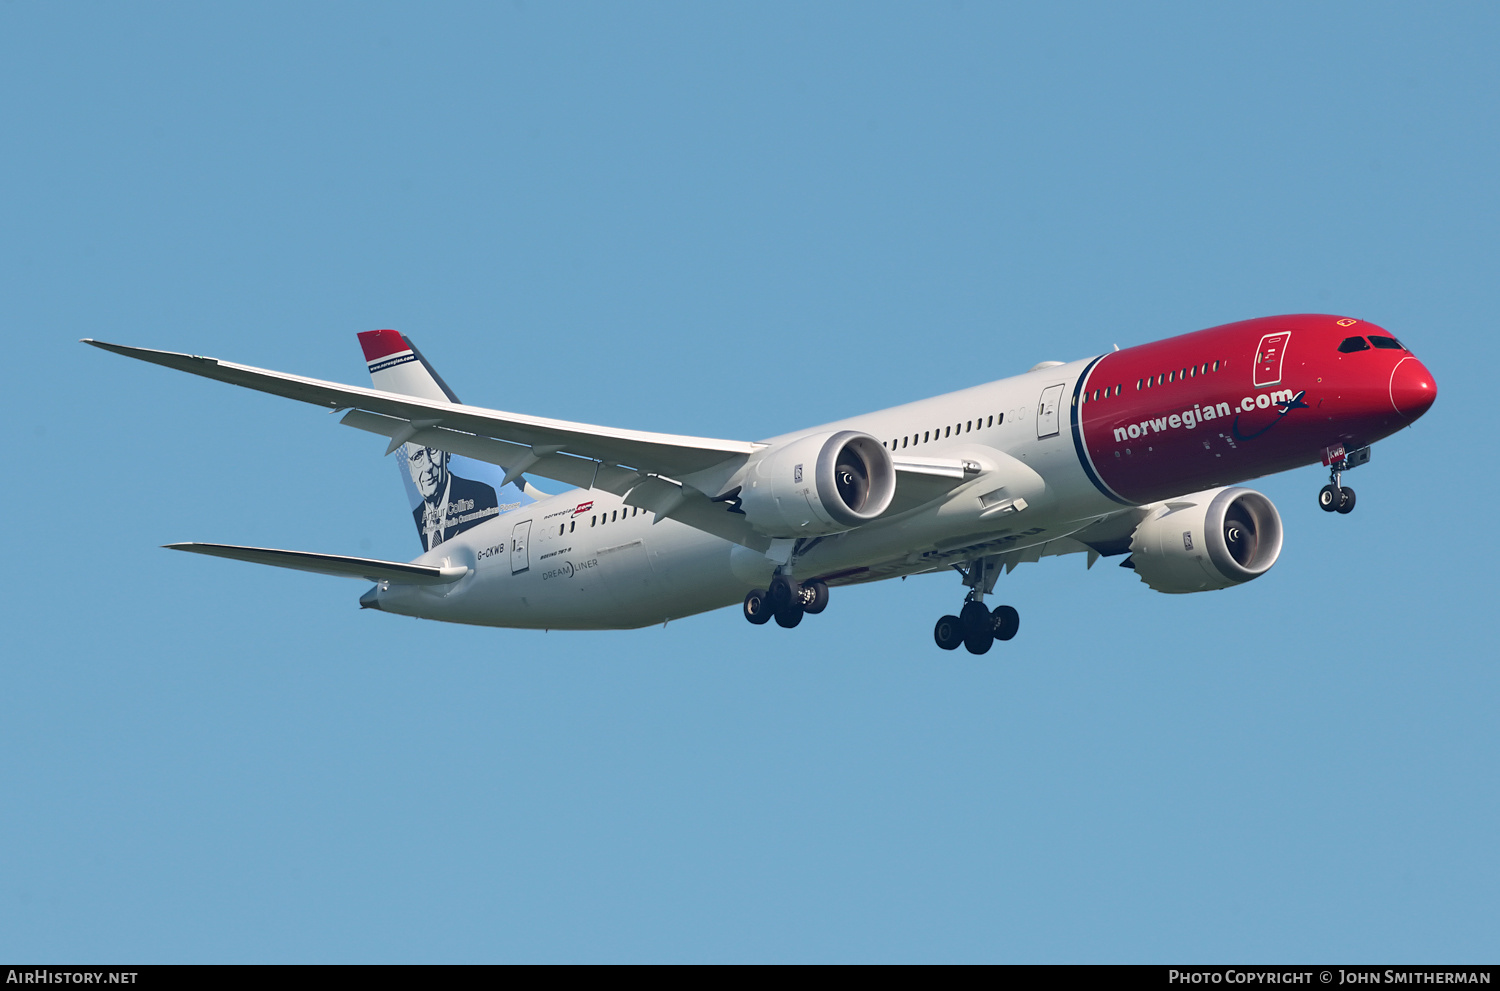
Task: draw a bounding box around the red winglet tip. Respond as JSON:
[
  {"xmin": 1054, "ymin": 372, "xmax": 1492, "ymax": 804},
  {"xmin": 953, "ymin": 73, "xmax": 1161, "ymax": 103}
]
[{"xmin": 358, "ymin": 329, "xmax": 409, "ymax": 362}]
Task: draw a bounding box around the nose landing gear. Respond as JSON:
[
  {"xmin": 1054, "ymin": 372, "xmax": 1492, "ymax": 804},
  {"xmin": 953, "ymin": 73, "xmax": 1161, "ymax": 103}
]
[
  {"xmin": 1317, "ymin": 482, "xmax": 1356, "ymax": 514},
  {"xmin": 1317, "ymin": 445, "xmax": 1370, "ymax": 515},
  {"xmin": 934, "ymin": 558, "xmax": 1021, "ymax": 655}
]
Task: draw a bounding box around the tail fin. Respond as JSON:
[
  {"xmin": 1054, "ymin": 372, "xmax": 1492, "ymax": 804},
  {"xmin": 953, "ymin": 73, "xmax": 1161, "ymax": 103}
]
[
  {"xmin": 358, "ymin": 330, "xmax": 537, "ymax": 552},
  {"xmin": 358, "ymin": 329, "xmax": 461, "ymax": 404}
]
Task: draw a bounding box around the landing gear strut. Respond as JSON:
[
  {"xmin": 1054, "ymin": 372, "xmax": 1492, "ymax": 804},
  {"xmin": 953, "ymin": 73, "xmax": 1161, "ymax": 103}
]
[
  {"xmin": 743, "ymin": 573, "xmax": 829, "ymax": 630},
  {"xmin": 934, "ymin": 558, "xmax": 1021, "ymax": 655}
]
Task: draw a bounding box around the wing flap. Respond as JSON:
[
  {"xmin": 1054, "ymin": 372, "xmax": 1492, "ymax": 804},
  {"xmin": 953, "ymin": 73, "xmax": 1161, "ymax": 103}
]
[
  {"xmin": 340, "ymin": 409, "xmax": 772, "ymax": 550},
  {"xmin": 165, "ymin": 542, "xmax": 468, "ymax": 585},
  {"xmin": 885, "ymin": 459, "xmax": 982, "ymax": 515}
]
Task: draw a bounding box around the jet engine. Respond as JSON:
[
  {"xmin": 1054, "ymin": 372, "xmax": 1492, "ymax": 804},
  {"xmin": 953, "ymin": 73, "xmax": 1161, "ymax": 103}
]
[
  {"xmin": 737, "ymin": 430, "xmax": 896, "ymax": 537},
  {"xmin": 1127, "ymin": 486, "xmax": 1283, "ymax": 593}
]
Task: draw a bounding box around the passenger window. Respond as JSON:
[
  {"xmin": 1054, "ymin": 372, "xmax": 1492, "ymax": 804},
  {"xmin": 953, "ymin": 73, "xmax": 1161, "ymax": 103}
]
[
  {"xmin": 997, "ymin": 413, "xmax": 1004, "ymax": 424},
  {"xmin": 1338, "ymin": 336, "xmax": 1371, "ymax": 353},
  {"xmin": 611, "ymin": 510, "xmax": 618, "ymax": 522},
  {"xmin": 1369, "ymin": 335, "xmax": 1406, "ymax": 350},
  {"xmin": 1136, "ymin": 378, "xmax": 1143, "ymax": 390},
  {"xmin": 987, "ymin": 415, "xmax": 994, "ymax": 427},
  {"xmin": 944, "ymin": 426, "xmax": 950, "ymax": 438},
  {"xmin": 591, "ymin": 515, "xmax": 596, "ymax": 526},
  {"xmin": 1213, "ymin": 360, "xmax": 1220, "ymax": 371},
  {"xmin": 1168, "ymin": 371, "xmax": 1175, "ymax": 383},
  {"xmin": 923, "ymin": 431, "xmax": 929, "ymax": 443},
  {"xmin": 570, "ymin": 520, "xmax": 576, "ymax": 532},
  {"xmin": 901, "ymin": 437, "xmax": 908, "ymax": 449},
  {"xmin": 1114, "ymin": 385, "xmax": 1121, "ymax": 396},
  {"xmin": 966, "ymin": 421, "xmax": 972, "ymax": 432}
]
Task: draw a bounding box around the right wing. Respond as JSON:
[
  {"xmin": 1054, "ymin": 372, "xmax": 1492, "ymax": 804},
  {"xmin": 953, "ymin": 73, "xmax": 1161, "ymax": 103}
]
[
  {"xmin": 84, "ymin": 340, "xmax": 758, "ymax": 476},
  {"xmin": 165, "ymin": 543, "xmax": 468, "ymax": 585},
  {"xmin": 87, "ymin": 339, "xmax": 979, "ymax": 550},
  {"xmin": 86, "ymin": 339, "xmax": 777, "ymax": 547}
]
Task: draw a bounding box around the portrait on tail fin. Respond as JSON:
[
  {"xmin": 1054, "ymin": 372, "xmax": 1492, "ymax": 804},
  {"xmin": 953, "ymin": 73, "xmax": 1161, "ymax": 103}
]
[{"xmin": 404, "ymin": 443, "xmax": 503, "ymax": 550}]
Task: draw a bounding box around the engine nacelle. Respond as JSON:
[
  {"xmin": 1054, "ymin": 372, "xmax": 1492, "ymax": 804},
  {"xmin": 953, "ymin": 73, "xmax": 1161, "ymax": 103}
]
[
  {"xmin": 738, "ymin": 430, "xmax": 896, "ymax": 537},
  {"xmin": 1128, "ymin": 487, "xmax": 1283, "ymax": 593}
]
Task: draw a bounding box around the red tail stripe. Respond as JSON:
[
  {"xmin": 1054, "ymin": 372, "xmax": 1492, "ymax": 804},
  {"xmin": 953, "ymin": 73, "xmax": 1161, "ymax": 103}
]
[{"xmin": 358, "ymin": 329, "xmax": 409, "ymax": 362}]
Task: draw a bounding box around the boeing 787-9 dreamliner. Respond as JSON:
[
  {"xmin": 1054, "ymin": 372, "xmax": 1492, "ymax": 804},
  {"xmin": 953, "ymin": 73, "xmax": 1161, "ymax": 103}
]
[{"xmin": 86, "ymin": 313, "xmax": 1435, "ymax": 654}]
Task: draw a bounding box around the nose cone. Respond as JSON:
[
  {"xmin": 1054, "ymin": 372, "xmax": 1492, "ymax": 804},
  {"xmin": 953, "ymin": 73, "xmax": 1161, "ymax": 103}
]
[{"xmin": 1390, "ymin": 357, "xmax": 1437, "ymax": 423}]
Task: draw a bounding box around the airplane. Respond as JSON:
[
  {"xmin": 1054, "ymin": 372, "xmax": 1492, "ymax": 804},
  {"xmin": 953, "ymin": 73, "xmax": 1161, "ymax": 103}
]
[{"xmin": 84, "ymin": 313, "xmax": 1436, "ymax": 654}]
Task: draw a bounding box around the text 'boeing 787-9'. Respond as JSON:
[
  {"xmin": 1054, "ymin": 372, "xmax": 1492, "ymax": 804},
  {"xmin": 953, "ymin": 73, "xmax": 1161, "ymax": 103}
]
[{"xmin": 86, "ymin": 313, "xmax": 1436, "ymax": 653}]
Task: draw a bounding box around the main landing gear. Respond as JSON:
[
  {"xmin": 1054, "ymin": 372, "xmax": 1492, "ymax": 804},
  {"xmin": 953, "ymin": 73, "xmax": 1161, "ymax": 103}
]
[
  {"xmin": 1317, "ymin": 445, "xmax": 1370, "ymax": 515},
  {"xmin": 934, "ymin": 557, "xmax": 1020, "ymax": 655},
  {"xmin": 934, "ymin": 602, "xmax": 1019, "ymax": 655},
  {"xmin": 744, "ymin": 574, "xmax": 829, "ymax": 629}
]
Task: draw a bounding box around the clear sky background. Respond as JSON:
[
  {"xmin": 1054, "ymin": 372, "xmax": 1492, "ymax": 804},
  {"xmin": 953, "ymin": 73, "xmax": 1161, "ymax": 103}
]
[{"xmin": 2, "ymin": 2, "xmax": 1496, "ymax": 963}]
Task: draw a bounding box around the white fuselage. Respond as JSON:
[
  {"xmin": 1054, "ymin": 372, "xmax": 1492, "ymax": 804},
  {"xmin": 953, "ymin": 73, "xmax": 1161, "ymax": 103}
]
[{"xmin": 373, "ymin": 357, "xmax": 1123, "ymax": 629}]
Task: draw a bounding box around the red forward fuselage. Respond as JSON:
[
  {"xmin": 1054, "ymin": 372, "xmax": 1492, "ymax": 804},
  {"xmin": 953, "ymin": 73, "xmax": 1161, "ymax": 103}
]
[{"xmin": 1073, "ymin": 314, "xmax": 1436, "ymax": 505}]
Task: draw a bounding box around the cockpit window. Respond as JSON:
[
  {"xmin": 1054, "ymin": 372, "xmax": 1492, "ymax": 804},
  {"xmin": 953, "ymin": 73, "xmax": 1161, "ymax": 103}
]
[
  {"xmin": 1369, "ymin": 335, "xmax": 1407, "ymax": 350},
  {"xmin": 1338, "ymin": 336, "xmax": 1371, "ymax": 353}
]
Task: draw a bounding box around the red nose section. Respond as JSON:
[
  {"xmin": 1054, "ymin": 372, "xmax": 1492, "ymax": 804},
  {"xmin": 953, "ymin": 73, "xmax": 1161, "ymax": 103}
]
[{"xmin": 1389, "ymin": 357, "xmax": 1437, "ymax": 423}]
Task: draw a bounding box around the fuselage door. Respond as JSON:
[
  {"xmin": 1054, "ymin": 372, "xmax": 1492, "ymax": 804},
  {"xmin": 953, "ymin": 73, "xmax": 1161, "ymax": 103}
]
[
  {"xmin": 1036, "ymin": 383, "xmax": 1065, "ymax": 439},
  {"xmin": 511, "ymin": 520, "xmax": 532, "ymax": 574},
  {"xmin": 1254, "ymin": 332, "xmax": 1291, "ymax": 387}
]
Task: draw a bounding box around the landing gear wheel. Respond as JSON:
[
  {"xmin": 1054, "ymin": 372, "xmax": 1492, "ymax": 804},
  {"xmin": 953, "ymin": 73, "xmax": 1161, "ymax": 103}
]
[
  {"xmin": 801, "ymin": 581, "xmax": 829, "ymax": 615},
  {"xmin": 743, "ymin": 589, "xmax": 772, "ymax": 625},
  {"xmin": 1318, "ymin": 484, "xmax": 1340, "ymax": 512},
  {"xmin": 934, "ymin": 615, "xmax": 963, "ymax": 650},
  {"xmin": 960, "ymin": 600, "xmax": 994, "ymax": 655},
  {"xmin": 773, "ymin": 601, "xmax": 805, "ymax": 628},
  {"xmin": 1336, "ymin": 486, "xmax": 1356, "ymax": 514},
  {"xmin": 767, "ymin": 575, "xmax": 798, "ymax": 611},
  {"xmin": 991, "ymin": 604, "xmax": 1020, "ymax": 641}
]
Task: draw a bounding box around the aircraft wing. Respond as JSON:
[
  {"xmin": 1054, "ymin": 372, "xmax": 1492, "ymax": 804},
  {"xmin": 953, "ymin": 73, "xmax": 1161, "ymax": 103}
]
[
  {"xmin": 84, "ymin": 340, "xmax": 759, "ymax": 477},
  {"xmin": 87, "ymin": 339, "xmax": 973, "ymax": 551},
  {"xmin": 165, "ymin": 542, "xmax": 468, "ymax": 584}
]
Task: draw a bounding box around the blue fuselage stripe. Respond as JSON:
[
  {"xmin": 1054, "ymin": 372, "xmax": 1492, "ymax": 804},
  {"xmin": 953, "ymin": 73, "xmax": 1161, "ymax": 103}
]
[{"xmin": 1070, "ymin": 355, "xmax": 1134, "ymax": 505}]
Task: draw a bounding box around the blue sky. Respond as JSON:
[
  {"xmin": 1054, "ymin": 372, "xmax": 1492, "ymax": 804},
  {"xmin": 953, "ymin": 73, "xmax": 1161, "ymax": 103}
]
[{"xmin": 2, "ymin": 2, "xmax": 1496, "ymax": 962}]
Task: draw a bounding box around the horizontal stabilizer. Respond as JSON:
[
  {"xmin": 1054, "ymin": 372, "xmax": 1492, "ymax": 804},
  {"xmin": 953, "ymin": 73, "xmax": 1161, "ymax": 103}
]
[{"xmin": 164, "ymin": 542, "xmax": 469, "ymax": 585}]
